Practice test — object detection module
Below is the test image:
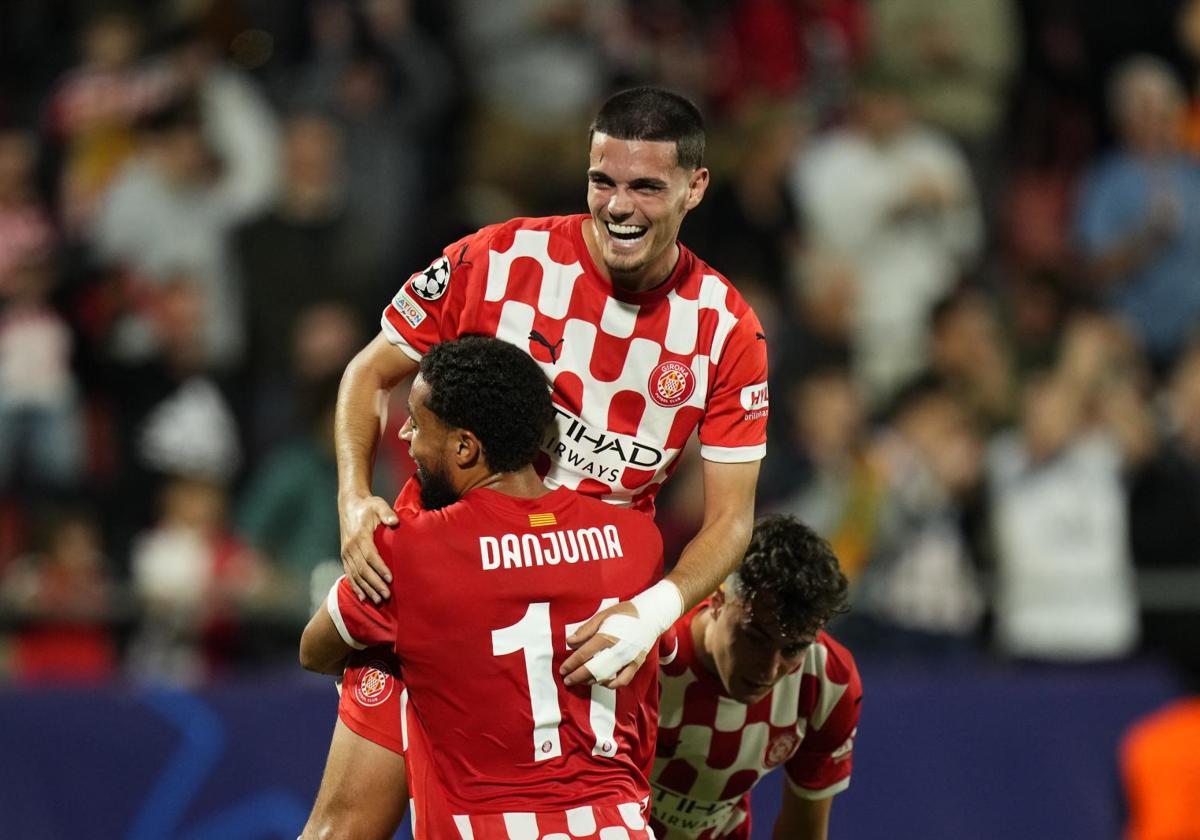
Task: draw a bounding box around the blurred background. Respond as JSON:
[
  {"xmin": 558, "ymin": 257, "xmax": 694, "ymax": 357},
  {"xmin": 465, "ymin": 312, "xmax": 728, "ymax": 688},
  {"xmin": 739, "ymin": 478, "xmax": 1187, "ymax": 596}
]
[{"xmin": 2, "ymin": 0, "xmax": 1200, "ymax": 837}]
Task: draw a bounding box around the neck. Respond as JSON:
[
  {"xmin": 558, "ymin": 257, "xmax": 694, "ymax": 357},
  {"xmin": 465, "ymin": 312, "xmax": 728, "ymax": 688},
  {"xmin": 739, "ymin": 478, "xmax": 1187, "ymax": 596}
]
[
  {"xmin": 690, "ymin": 606, "xmax": 719, "ymax": 676},
  {"xmin": 460, "ymin": 465, "xmax": 548, "ymax": 500}
]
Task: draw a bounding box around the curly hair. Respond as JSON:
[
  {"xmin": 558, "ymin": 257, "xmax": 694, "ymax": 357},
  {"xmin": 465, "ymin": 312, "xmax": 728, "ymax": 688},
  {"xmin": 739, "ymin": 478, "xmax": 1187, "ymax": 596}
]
[
  {"xmin": 729, "ymin": 515, "xmax": 850, "ymax": 640},
  {"xmin": 590, "ymin": 87, "xmax": 706, "ymax": 170},
  {"xmin": 419, "ymin": 336, "xmax": 555, "ymax": 473}
]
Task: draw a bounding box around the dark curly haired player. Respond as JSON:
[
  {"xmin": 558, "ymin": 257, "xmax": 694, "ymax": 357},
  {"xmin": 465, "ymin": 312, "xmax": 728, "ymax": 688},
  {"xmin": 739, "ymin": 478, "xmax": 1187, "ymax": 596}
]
[
  {"xmin": 650, "ymin": 516, "xmax": 862, "ymax": 840},
  {"xmin": 301, "ymin": 336, "xmax": 667, "ymax": 839}
]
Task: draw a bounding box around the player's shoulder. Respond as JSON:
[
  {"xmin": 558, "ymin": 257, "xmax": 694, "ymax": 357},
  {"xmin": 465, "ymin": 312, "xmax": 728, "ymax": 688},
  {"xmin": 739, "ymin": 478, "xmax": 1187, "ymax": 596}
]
[
  {"xmin": 675, "ymin": 245, "xmax": 759, "ymax": 321},
  {"xmin": 812, "ymin": 629, "xmax": 861, "ymax": 693},
  {"xmin": 465, "ymin": 214, "xmax": 581, "ymax": 249}
]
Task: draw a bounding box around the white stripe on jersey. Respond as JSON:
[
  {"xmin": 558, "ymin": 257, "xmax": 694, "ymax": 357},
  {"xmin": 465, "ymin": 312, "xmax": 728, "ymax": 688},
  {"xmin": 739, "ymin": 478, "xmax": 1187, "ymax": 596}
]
[
  {"xmin": 698, "ymin": 444, "xmax": 767, "ymax": 464},
  {"xmin": 805, "ymin": 643, "xmax": 847, "ymax": 730},
  {"xmin": 326, "ymin": 578, "xmax": 366, "ymax": 649}
]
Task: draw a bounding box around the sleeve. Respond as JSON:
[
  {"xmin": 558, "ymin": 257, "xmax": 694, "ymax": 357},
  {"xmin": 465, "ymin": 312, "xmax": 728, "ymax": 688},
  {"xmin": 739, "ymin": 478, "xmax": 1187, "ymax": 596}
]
[
  {"xmin": 380, "ymin": 226, "xmax": 494, "ymax": 360},
  {"xmin": 698, "ymin": 309, "xmax": 769, "ymax": 463},
  {"xmin": 325, "ymin": 523, "xmax": 402, "ymax": 648},
  {"xmin": 783, "ymin": 648, "xmax": 863, "ymax": 800},
  {"xmin": 658, "ymin": 622, "xmax": 679, "ymax": 665},
  {"xmin": 326, "ymin": 575, "xmax": 394, "ymax": 650}
]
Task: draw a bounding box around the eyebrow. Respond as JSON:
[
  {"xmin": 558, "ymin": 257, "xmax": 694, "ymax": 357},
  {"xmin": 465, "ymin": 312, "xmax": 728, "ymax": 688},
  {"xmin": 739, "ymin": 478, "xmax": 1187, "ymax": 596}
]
[{"xmin": 587, "ymin": 170, "xmax": 668, "ymax": 190}]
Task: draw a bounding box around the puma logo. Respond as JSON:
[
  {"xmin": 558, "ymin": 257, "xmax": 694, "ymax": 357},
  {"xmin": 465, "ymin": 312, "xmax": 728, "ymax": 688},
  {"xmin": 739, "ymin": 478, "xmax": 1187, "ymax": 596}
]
[
  {"xmin": 529, "ymin": 329, "xmax": 564, "ymax": 363},
  {"xmin": 756, "ymin": 332, "xmax": 767, "ymax": 341},
  {"xmin": 454, "ymin": 244, "xmax": 472, "ymax": 269}
]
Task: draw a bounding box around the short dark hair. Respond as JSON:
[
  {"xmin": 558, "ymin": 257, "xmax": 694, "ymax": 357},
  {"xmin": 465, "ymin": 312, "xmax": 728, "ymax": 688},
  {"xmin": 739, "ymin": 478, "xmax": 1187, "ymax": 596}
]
[
  {"xmin": 590, "ymin": 87, "xmax": 705, "ymax": 170},
  {"xmin": 731, "ymin": 515, "xmax": 849, "ymax": 639},
  {"xmin": 419, "ymin": 336, "xmax": 555, "ymax": 473}
]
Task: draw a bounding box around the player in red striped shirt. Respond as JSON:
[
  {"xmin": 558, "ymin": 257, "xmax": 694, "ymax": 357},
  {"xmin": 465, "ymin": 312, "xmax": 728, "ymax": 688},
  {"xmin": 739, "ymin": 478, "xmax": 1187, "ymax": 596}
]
[
  {"xmin": 651, "ymin": 516, "xmax": 860, "ymax": 840},
  {"xmin": 301, "ymin": 337, "xmax": 663, "ymax": 838},
  {"xmin": 304, "ymin": 87, "xmax": 769, "ymax": 838}
]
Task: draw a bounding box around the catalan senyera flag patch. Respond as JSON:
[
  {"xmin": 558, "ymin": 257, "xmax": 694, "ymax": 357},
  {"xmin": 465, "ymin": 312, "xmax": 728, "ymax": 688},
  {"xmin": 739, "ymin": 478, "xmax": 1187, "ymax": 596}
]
[{"xmin": 528, "ymin": 512, "xmax": 557, "ymax": 528}]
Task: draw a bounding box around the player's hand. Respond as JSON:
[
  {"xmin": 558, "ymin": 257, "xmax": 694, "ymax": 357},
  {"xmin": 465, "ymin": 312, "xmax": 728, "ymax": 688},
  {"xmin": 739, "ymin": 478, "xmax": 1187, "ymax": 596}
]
[
  {"xmin": 339, "ymin": 493, "xmax": 399, "ymax": 603},
  {"xmin": 561, "ymin": 602, "xmax": 648, "ymax": 689}
]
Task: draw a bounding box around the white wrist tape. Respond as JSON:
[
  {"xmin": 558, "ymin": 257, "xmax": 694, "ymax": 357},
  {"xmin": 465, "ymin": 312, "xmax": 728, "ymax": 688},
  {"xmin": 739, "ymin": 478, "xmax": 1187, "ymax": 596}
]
[
  {"xmin": 630, "ymin": 579, "xmax": 684, "ymax": 636},
  {"xmin": 583, "ymin": 581, "xmax": 684, "ymax": 683}
]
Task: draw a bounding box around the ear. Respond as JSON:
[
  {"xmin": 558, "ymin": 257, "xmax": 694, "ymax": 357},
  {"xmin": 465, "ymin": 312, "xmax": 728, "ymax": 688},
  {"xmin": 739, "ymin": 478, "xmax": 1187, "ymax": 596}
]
[
  {"xmin": 454, "ymin": 429, "xmax": 483, "ymax": 469},
  {"xmin": 684, "ymin": 167, "xmax": 710, "ymax": 211},
  {"xmin": 708, "ymin": 584, "xmax": 726, "ymax": 618}
]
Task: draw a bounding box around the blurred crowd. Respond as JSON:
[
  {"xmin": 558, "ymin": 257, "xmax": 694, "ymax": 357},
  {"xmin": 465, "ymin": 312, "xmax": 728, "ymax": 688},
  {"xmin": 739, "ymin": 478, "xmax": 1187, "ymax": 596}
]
[{"xmin": 2, "ymin": 0, "xmax": 1200, "ymax": 685}]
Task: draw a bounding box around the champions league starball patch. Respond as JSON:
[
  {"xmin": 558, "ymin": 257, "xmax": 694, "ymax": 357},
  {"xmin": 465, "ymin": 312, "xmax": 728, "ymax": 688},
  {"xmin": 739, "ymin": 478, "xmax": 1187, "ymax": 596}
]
[
  {"xmin": 409, "ymin": 255, "xmax": 451, "ymax": 301},
  {"xmin": 648, "ymin": 360, "xmax": 695, "ymax": 407},
  {"xmin": 353, "ymin": 661, "xmax": 395, "ymax": 708}
]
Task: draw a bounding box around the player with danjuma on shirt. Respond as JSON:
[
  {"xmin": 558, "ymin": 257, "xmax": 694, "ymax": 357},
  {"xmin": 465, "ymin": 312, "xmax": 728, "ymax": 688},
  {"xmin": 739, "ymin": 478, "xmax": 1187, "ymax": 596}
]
[
  {"xmin": 312, "ymin": 86, "xmax": 769, "ymax": 835},
  {"xmin": 651, "ymin": 515, "xmax": 860, "ymax": 840},
  {"xmin": 300, "ymin": 336, "xmax": 666, "ymax": 838}
]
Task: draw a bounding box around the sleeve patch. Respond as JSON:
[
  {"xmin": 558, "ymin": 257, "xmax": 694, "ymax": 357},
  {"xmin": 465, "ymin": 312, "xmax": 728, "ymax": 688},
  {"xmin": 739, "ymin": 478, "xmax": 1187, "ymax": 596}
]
[{"xmin": 408, "ymin": 255, "xmax": 451, "ymax": 301}]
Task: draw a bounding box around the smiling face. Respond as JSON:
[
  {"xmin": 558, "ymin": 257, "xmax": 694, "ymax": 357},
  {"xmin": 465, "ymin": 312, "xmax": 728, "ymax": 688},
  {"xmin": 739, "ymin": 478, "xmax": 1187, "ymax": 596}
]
[
  {"xmin": 585, "ymin": 132, "xmax": 709, "ymax": 291},
  {"xmin": 702, "ymin": 588, "xmax": 813, "ymax": 705},
  {"xmin": 400, "ymin": 376, "xmax": 461, "ymax": 510}
]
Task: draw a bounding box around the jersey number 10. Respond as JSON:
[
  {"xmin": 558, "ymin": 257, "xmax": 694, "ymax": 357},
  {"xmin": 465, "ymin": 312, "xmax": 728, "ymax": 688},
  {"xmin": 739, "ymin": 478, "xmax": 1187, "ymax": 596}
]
[{"xmin": 492, "ymin": 599, "xmax": 621, "ymax": 762}]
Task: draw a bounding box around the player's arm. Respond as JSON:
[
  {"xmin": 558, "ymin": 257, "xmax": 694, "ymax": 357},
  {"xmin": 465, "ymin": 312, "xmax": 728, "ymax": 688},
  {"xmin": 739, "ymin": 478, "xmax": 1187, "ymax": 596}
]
[
  {"xmin": 773, "ymin": 788, "xmax": 834, "ymax": 840},
  {"xmin": 562, "ymin": 460, "xmax": 757, "ymax": 688},
  {"xmin": 301, "ymin": 573, "xmax": 396, "ymax": 674},
  {"xmin": 665, "ymin": 458, "xmax": 757, "ymax": 609},
  {"xmin": 299, "ymin": 602, "xmax": 356, "ymax": 675},
  {"xmin": 336, "ymin": 332, "xmax": 419, "ymax": 603}
]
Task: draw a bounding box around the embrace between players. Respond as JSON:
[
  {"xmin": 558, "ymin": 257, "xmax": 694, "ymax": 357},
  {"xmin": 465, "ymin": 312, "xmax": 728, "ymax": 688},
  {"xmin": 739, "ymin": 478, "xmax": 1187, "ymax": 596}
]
[{"xmin": 297, "ymin": 88, "xmax": 862, "ymax": 840}]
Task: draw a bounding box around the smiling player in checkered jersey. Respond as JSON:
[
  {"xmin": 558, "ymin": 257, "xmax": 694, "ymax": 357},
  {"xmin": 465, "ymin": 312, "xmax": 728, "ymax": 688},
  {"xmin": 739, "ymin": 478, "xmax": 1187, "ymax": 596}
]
[
  {"xmin": 651, "ymin": 516, "xmax": 860, "ymax": 840},
  {"xmin": 308, "ymin": 87, "xmax": 769, "ymax": 836}
]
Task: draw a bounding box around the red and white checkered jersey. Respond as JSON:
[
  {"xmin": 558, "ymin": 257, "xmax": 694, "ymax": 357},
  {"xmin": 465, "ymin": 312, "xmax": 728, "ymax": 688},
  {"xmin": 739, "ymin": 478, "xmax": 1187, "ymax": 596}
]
[
  {"xmin": 327, "ymin": 485, "xmax": 664, "ymax": 827},
  {"xmin": 380, "ymin": 214, "xmax": 769, "ymax": 514},
  {"xmin": 649, "ymin": 606, "xmax": 861, "ymax": 839}
]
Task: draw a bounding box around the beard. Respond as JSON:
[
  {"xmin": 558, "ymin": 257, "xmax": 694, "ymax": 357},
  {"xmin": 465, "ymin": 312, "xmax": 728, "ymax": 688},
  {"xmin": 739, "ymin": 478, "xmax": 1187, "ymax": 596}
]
[{"xmin": 416, "ymin": 463, "xmax": 460, "ymax": 510}]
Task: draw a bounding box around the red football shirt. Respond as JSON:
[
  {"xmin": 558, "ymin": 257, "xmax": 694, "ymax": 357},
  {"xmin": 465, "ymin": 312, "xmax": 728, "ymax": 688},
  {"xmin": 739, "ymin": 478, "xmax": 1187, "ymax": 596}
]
[
  {"xmin": 328, "ymin": 485, "xmax": 664, "ymax": 821},
  {"xmin": 649, "ymin": 605, "xmax": 862, "ymax": 839},
  {"xmin": 380, "ymin": 214, "xmax": 769, "ymax": 513}
]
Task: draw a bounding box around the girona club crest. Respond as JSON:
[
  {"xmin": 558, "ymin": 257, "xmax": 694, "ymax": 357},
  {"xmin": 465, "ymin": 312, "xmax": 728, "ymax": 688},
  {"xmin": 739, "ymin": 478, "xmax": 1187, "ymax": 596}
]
[
  {"xmin": 648, "ymin": 361, "xmax": 695, "ymax": 408},
  {"xmin": 764, "ymin": 732, "xmax": 801, "ymax": 768},
  {"xmin": 353, "ymin": 661, "xmax": 395, "ymax": 708}
]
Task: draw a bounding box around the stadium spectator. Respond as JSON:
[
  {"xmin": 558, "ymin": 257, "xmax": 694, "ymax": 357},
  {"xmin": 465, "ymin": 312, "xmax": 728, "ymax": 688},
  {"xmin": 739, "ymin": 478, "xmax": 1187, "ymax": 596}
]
[
  {"xmin": 92, "ymin": 34, "xmax": 280, "ymax": 368},
  {"xmin": 711, "ymin": 0, "xmax": 869, "ymax": 124},
  {"xmin": 840, "ymin": 375, "xmax": 986, "ymax": 657},
  {"xmin": 452, "ymin": 0, "xmax": 620, "ymax": 214},
  {"xmin": 650, "ymin": 515, "xmax": 860, "ymax": 839},
  {"xmin": 326, "ymin": 86, "xmax": 767, "ymax": 831},
  {"xmin": 128, "ymin": 476, "xmax": 266, "ymax": 682},
  {"xmin": 0, "ymin": 127, "xmax": 56, "ymax": 288},
  {"xmin": 0, "ymin": 249, "xmax": 82, "ymax": 495},
  {"xmin": 236, "ymin": 376, "xmax": 341, "ymax": 596},
  {"xmin": 684, "ymin": 100, "xmax": 806, "ymax": 311},
  {"xmin": 0, "ymin": 509, "xmax": 116, "ymax": 684},
  {"xmin": 871, "ymin": 0, "xmax": 1020, "ymax": 217},
  {"xmin": 99, "ymin": 274, "xmax": 244, "ymax": 569},
  {"xmin": 986, "ymin": 316, "xmax": 1144, "ymax": 661},
  {"xmin": 300, "ymin": 336, "xmax": 664, "ymax": 837},
  {"xmin": 767, "ymin": 364, "xmax": 882, "ymax": 583},
  {"xmin": 44, "ymin": 7, "xmax": 176, "ymax": 235},
  {"xmin": 1074, "ymin": 55, "xmax": 1200, "ymax": 372},
  {"xmin": 794, "ymin": 65, "xmax": 982, "ymax": 405},
  {"xmin": 928, "ymin": 285, "xmax": 1017, "ymax": 430},
  {"xmin": 1128, "ymin": 340, "xmax": 1200, "ymax": 573},
  {"xmin": 291, "ymin": 0, "xmax": 453, "ymax": 279}
]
